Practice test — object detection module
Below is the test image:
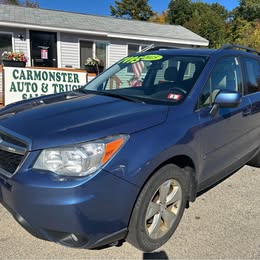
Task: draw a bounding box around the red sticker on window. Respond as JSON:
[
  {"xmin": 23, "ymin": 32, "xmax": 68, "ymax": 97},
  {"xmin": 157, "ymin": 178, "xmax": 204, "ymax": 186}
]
[{"xmin": 168, "ymin": 93, "xmax": 182, "ymax": 101}]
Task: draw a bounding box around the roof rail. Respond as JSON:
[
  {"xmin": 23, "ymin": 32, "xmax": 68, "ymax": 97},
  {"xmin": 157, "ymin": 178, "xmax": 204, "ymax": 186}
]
[
  {"xmin": 219, "ymin": 44, "xmax": 260, "ymax": 56},
  {"xmin": 140, "ymin": 45, "xmax": 179, "ymax": 53},
  {"xmin": 139, "ymin": 44, "xmax": 155, "ymax": 53}
]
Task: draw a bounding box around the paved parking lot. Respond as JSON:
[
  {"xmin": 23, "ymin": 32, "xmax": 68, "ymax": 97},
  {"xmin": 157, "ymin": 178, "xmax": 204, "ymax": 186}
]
[{"xmin": 0, "ymin": 166, "xmax": 259, "ymax": 259}]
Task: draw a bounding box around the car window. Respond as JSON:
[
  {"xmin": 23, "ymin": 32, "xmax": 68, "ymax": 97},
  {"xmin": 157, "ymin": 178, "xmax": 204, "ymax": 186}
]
[
  {"xmin": 199, "ymin": 56, "xmax": 242, "ymax": 108},
  {"xmin": 85, "ymin": 54, "xmax": 207, "ymax": 105},
  {"xmin": 242, "ymin": 58, "xmax": 260, "ymax": 94},
  {"xmin": 153, "ymin": 58, "xmax": 205, "ymax": 85}
]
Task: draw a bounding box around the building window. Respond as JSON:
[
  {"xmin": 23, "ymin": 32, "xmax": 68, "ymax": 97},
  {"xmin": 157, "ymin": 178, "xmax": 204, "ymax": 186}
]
[
  {"xmin": 80, "ymin": 41, "xmax": 93, "ymax": 69},
  {"xmin": 128, "ymin": 44, "xmax": 140, "ymax": 55},
  {"xmin": 80, "ymin": 41, "xmax": 107, "ymax": 69},
  {"xmin": 96, "ymin": 42, "xmax": 106, "ymax": 68},
  {"xmin": 0, "ymin": 33, "xmax": 12, "ymax": 56}
]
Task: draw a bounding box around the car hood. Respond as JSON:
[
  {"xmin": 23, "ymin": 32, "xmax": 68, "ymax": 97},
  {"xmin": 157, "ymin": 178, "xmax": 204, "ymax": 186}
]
[{"xmin": 0, "ymin": 92, "xmax": 168, "ymax": 150}]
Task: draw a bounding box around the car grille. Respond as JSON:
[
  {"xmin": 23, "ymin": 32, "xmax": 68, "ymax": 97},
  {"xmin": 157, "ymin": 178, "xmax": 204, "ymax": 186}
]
[{"xmin": 0, "ymin": 131, "xmax": 27, "ymax": 177}]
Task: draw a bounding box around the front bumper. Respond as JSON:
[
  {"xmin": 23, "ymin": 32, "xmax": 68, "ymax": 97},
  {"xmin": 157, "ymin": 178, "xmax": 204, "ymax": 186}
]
[{"xmin": 0, "ymin": 166, "xmax": 139, "ymax": 248}]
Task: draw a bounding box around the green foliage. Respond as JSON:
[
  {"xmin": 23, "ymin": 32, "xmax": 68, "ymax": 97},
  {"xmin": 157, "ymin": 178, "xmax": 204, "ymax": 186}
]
[
  {"xmin": 166, "ymin": 0, "xmax": 259, "ymax": 50},
  {"xmin": 237, "ymin": 0, "xmax": 260, "ymax": 22},
  {"xmin": 181, "ymin": 2, "xmax": 226, "ymax": 48},
  {"xmin": 167, "ymin": 0, "xmax": 192, "ymax": 25},
  {"xmin": 110, "ymin": 0, "xmax": 154, "ymax": 21},
  {"xmin": 0, "ymin": 0, "xmax": 39, "ymax": 7},
  {"xmin": 210, "ymin": 3, "xmax": 229, "ymax": 20},
  {"xmin": 228, "ymin": 18, "xmax": 260, "ymax": 51},
  {"xmin": 0, "ymin": 0, "xmax": 20, "ymax": 4},
  {"xmin": 236, "ymin": 22, "xmax": 260, "ymax": 50},
  {"xmin": 228, "ymin": 0, "xmax": 260, "ymax": 50},
  {"xmin": 167, "ymin": 1, "xmax": 228, "ymax": 47}
]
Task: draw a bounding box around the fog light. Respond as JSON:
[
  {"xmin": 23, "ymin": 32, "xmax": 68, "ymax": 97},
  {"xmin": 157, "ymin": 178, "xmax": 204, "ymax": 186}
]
[{"xmin": 45, "ymin": 229, "xmax": 88, "ymax": 247}]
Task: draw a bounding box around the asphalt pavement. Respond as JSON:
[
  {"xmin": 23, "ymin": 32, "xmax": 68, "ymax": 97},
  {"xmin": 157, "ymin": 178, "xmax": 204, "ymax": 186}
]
[{"xmin": 0, "ymin": 165, "xmax": 259, "ymax": 259}]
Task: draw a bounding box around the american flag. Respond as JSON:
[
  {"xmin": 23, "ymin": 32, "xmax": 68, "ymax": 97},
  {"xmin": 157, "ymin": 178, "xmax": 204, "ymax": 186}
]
[
  {"xmin": 130, "ymin": 78, "xmax": 142, "ymax": 87},
  {"xmin": 132, "ymin": 61, "xmax": 145, "ymax": 79}
]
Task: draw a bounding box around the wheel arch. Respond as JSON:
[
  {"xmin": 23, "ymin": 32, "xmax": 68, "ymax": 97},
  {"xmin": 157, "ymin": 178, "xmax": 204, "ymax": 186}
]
[
  {"xmin": 152, "ymin": 155, "xmax": 197, "ymax": 202},
  {"xmin": 136, "ymin": 154, "xmax": 198, "ymax": 210}
]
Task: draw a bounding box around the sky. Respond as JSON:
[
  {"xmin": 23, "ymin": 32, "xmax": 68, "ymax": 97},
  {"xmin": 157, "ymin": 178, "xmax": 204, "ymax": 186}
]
[{"xmin": 36, "ymin": 0, "xmax": 239, "ymax": 16}]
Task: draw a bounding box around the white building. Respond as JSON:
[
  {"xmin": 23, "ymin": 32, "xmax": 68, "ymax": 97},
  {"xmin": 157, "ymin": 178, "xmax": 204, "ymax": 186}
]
[{"xmin": 0, "ymin": 4, "xmax": 208, "ymax": 69}]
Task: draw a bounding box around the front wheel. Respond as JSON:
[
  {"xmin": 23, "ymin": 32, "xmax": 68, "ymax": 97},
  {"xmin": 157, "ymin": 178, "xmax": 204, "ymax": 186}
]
[{"xmin": 127, "ymin": 164, "xmax": 188, "ymax": 252}]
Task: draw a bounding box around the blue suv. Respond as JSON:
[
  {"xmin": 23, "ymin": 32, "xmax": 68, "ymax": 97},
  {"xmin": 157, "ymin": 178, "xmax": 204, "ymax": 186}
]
[{"xmin": 0, "ymin": 44, "xmax": 259, "ymax": 252}]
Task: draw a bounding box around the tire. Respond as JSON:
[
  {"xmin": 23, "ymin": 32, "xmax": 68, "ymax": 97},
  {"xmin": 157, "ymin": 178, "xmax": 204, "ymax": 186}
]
[
  {"xmin": 127, "ymin": 164, "xmax": 188, "ymax": 252},
  {"xmin": 247, "ymin": 151, "xmax": 260, "ymax": 168}
]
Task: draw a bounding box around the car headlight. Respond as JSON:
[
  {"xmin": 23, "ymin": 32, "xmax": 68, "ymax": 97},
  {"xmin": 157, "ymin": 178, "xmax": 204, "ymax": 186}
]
[{"xmin": 33, "ymin": 135, "xmax": 128, "ymax": 177}]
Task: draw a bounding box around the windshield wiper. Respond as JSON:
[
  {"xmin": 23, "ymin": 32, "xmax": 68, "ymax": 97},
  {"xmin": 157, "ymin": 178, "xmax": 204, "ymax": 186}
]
[
  {"xmin": 78, "ymin": 88, "xmax": 146, "ymax": 103},
  {"xmin": 98, "ymin": 91, "xmax": 145, "ymax": 103},
  {"xmin": 77, "ymin": 89, "xmax": 93, "ymax": 94},
  {"xmin": 80, "ymin": 89, "xmax": 145, "ymax": 103}
]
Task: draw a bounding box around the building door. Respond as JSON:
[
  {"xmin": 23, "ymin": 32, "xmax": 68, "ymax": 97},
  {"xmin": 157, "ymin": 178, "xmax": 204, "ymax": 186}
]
[{"xmin": 30, "ymin": 31, "xmax": 57, "ymax": 67}]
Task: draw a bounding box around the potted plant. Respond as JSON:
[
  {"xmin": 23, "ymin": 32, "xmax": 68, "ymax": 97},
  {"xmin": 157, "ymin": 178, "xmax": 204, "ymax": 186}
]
[
  {"xmin": 1, "ymin": 51, "xmax": 27, "ymax": 67},
  {"xmin": 84, "ymin": 57, "xmax": 104, "ymax": 74}
]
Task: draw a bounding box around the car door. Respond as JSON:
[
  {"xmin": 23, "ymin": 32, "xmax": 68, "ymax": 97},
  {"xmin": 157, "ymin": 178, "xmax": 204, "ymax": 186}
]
[
  {"xmin": 197, "ymin": 56, "xmax": 253, "ymax": 189},
  {"xmin": 241, "ymin": 57, "xmax": 260, "ymax": 150}
]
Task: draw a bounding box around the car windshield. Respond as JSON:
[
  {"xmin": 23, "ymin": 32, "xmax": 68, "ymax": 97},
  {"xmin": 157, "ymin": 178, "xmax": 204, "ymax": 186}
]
[{"xmin": 83, "ymin": 53, "xmax": 207, "ymax": 105}]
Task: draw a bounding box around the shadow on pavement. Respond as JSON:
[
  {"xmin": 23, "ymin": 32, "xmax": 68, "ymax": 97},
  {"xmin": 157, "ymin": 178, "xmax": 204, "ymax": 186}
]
[{"xmin": 143, "ymin": 250, "xmax": 169, "ymax": 259}]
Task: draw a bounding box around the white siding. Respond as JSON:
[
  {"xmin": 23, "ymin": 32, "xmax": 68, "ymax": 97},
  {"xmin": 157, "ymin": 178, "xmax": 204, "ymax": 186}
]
[
  {"xmin": 109, "ymin": 41, "xmax": 127, "ymax": 66},
  {"xmin": 60, "ymin": 33, "xmax": 79, "ymax": 68},
  {"xmin": 59, "ymin": 34, "xmax": 129, "ymax": 69}
]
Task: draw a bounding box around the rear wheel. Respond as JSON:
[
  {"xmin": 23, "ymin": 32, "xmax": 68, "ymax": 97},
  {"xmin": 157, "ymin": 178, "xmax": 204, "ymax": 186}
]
[{"xmin": 127, "ymin": 164, "xmax": 188, "ymax": 252}]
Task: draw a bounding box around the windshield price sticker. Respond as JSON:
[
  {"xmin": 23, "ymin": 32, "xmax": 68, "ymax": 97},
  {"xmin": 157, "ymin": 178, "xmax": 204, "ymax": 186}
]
[
  {"xmin": 168, "ymin": 93, "xmax": 183, "ymax": 101},
  {"xmin": 120, "ymin": 55, "xmax": 163, "ymax": 64}
]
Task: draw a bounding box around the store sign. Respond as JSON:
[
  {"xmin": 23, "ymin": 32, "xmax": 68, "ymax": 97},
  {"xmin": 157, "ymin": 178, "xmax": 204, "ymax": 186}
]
[{"xmin": 4, "ymin": 67, "xmax": 87, "ymax": 105}]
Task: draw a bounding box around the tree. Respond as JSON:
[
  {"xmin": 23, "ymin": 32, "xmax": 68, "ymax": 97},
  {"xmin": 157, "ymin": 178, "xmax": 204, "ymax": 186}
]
[
  {"xmin": 210, "ymin": 3, "xmax": 229, "ymax": 20},
  {"xmin": 237, "ymin": 0, "xmax": 260, "ymax": 22},
  {"xmin": 149, "ymin": 11, "xmax": 168, "ymax": 24},
  {"xmin": 167, "ymin": 0, "xmax": 192, "ymax": 25},
  {"xmin": 237, "ymin": 22, "xmax": 260, "ymax": 50},
  {"xmin": 24, "ymin": 0, "xmax": 39, "ymax": 8},
  {"xmin": 0, "ymin": 0, "xmax": 20, "ymax": 4},
  {"xmin": 228, "ymin": 0, "xmax": 260, "ymax": 50},
  {"xmin": 166, "ymin": 0, "xmax": 259, "ymax": 49},
  {"xmin": 110, "ymin": 0, "xmax": 154, "ymax": 21},
  {"xmin": 183, "ymin": 2, "xmax": 227, "ymax": 48},
  {"xmin": 0, "ymin": 0, "xmax": 39, "ymax": 7},
  {"xmin": 228, "ymin": 18, "xmax": 260, "ymax": 50}
]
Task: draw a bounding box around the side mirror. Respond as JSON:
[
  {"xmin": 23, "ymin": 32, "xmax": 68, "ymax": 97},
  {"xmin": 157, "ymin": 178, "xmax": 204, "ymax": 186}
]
[{"xmin": 210, "ymin": 90, "xmax": 242, "ymax": 116}]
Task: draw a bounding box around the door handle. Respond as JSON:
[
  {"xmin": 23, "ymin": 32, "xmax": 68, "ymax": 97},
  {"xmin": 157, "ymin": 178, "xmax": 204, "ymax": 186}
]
[{"xmin": 242, "ymin": 107, "xmax": 252, "ymax": 116}]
